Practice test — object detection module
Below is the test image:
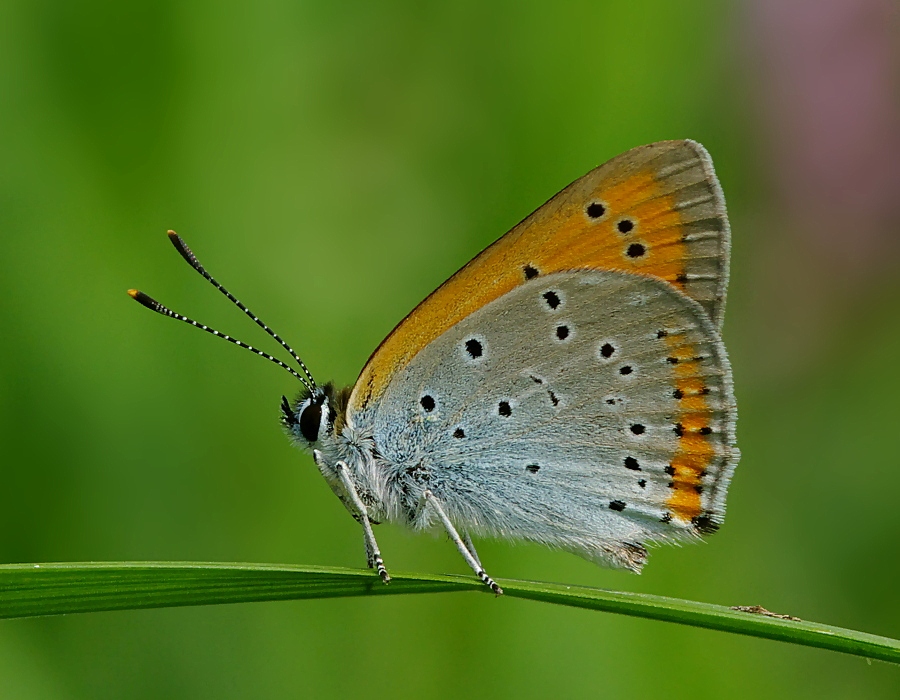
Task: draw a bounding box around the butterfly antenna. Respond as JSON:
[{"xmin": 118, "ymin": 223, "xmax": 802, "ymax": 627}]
[
  {"xmin": 165, "ymin": 231, "xmax": 317, "ymax": 390},
  {"xmin": 127, "ymin": 289, "xmax": 314, "ymax": 391}
]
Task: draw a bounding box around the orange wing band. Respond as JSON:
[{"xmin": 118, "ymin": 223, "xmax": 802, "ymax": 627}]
[{"xmin": 663, "ymin": 334, "xmax": 716, "ymax": 523}]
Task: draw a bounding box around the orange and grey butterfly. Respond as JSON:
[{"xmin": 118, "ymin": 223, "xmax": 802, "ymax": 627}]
[{"xmin": 129, "ymin": 141, "xmax": 737, "ymax": 592}]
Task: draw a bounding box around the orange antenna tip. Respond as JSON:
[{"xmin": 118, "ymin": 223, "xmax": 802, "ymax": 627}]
[{"xmin": 127, "ymin": 289, "xmax": 160, "ymax": 311}]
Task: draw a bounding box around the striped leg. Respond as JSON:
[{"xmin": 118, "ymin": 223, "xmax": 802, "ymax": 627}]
[
  {"xmin": 335, "ymin": 461, "xmax": 390, "ymax": 583},
  {"xmin": 423, "ymin": 490, "xmax": 503, "ymax": 595}
]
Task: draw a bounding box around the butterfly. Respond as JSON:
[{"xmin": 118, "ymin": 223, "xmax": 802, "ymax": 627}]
[{"xmin": 129, "ymin": 140, "xmax": 738, "ymax": 595}]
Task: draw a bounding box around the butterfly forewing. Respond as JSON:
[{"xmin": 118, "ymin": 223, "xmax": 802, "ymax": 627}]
[
  {"xmin": 351, "ymin": 270, "xmax": 737, "ymax": 571},
  {"xmin": 350, "ymin": 140, "xmax": 731, "ymax": 414}
]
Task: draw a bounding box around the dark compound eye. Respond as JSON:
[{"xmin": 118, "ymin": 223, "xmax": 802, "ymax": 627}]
[
  {"xmin": 299, "ymin": 401, "xmax": 322, "ymax": 443},
  {"xmin": 420, "ymin": 395, "xmax": 436, "ymax": 412},
  {"xmin": 586, "ymin": 202, "xmax": 606, "ymax": 218},
  {"xmin": 465, "ymin": 339, "xmax": 483, "ymax": 358}
]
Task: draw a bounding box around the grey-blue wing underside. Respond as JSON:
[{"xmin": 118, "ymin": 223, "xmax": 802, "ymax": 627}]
[{"xmin": 352, "ymin": 270, "xmax": 738, "ymax": 571}]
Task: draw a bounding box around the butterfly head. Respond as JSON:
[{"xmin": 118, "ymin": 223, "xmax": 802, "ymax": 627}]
[{"xmin": 282, "ymin": 382, "xmax": 351, "ymax": 449}]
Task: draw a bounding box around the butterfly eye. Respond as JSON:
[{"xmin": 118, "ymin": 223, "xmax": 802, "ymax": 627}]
[{"xmin": 299, "ymin": 400, "xmax": 323, "ymax": 442}]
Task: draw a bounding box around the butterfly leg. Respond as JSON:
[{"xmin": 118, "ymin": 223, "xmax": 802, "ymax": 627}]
[
  {"xmin": 423, "ymin": 490, "xmax": 502, "ymax": 595},
  {"xmin": 463, "ymin": 532, "xmax": 482, "ymax": 569},
  {"xmin": 363, "ymin": 535, "xmax": 376, "ymax": 569},
  {"xmin": 335, "ymin": 461, "xmax": 390, "ymax": 584}
]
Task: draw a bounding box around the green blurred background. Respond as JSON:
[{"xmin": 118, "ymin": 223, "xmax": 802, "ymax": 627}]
[{"xmin": 2, "ymin": 1, "xmax": 899, "ymax": 697}]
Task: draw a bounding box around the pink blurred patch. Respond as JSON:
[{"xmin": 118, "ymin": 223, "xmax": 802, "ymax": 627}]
[{"xmin": 748, "ymin": 0, "xmax": 900, "ymax": 265}]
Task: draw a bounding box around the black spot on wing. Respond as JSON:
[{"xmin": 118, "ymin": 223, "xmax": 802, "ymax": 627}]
[
  {"xmin": 586, "ymin": 202, "xmax": 606, "ymax": 218},
  {"xmin": 626, "ymin": 243, "xmax": 646, "ymax": 258},
  {"xmin": 543, "ymin": 291, "xmax": 561, "ymax": 310},
  {"xmin": 692, "ymin": 514, "xmax": 720, "ymax": 535}
]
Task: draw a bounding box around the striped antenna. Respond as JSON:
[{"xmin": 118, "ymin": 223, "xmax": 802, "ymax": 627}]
[
  {"xmin": 165, "ymin": 231, "xmax": 317, "ymax": 389},
  {"xmin": 127, "ymin": 289, "xmax": 314, "ymax": 390}
]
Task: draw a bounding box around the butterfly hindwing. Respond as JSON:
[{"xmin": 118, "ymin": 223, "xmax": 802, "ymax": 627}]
[
  {"xmin": 352, "ymin": 270, "xmax": 738, "ymax": 571},
  {"xmin": 350, "ymin": 140, "xmax": 731, "ymax": 414}
]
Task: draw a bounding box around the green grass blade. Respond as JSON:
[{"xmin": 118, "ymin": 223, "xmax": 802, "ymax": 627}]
[{"xmin": 1, "ymin": 562, "xmax": 896, "ymax": 664}]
